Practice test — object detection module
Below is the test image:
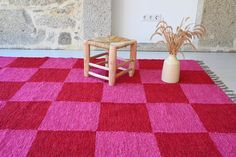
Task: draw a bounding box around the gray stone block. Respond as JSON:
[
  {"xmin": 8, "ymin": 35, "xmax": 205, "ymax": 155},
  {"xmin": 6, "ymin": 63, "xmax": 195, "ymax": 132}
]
[
  {"xmin": 58, "ymin": 32, "xmax": 71, "ymax": 45},
  {"xmin": 199, "ymin": 0, "xmax": 236, "ymax": 48},
  {"xmin": 36, "ymin": 15, "xmax": 76, "ymax": 29},
  {"xmin": 83, "ymin": 0, "xmax": 111, "ymax": 39},
  {"xmin": 0, "ymin": 9, "xmax": 45, "ymax": 45},
  {"xmin": 8, "ymin": 0, "xmax": 69, "ymax": 6}
]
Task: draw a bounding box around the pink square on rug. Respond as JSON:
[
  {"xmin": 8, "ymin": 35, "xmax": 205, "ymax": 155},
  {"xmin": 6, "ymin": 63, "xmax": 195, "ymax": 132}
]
[
  {"xmin": 147, "ymin": 103, "xmax": 206, "ymax": 133},
  {"xmin": 180, "ymin": 60, "xmax": 203, "ymax": 71},
  {"xmin": 0, "ymin": 130, "xmax": 37, "ymax": 157},
  {"xmin": 39, "ymin": 102, "xmax": 100, "ymax": 131},
  {"xmin": 11, "ymin": 82, "xmax": 63, "ymax": 101},
  {"xmin": 65, "ymin": 69, "xmax": 103, "ymax": 83},
  {"xmin": 0, "ymin": 68, "xmax": 38, "ymax": 82},
  {"xmin": 102, "ymin": 84, "xmax": 146, "ymax": 103},
  {"xmin": 0, "ymin": 57, "xmax": 16, "ymax": 68},
  {"xmin": 181, "ymin": 84, "xmax": 233, "ymax": 104},
  {"xmin": 140, "ymin": 69, "xmax": 163, "ymax": 84},
  {"xmin": 210, "ymin": 133, "xmax": 236, "ymax": 157},
  {"xmin": 95, "ymin": 132, "xmax": 161, "ymax": 157},
  {"xmin": 0, "ymin": 101, "xmax": 5, "ymax": 110},
  {"xmin": 41, "ymin": 58, "xmax": 77, "ymax": 69}
]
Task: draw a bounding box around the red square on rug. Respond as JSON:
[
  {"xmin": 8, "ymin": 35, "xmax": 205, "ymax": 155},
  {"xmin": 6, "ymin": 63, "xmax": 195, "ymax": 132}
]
[
  {"xmin": 0, "ymin": 101, "xmax": 51, "ymax": 129},
  {"xmin": 180, "ymin": 71, "xmax": 214, "ymax": 84},
  {"xmin": 144, "ymin": 84, "xmax": 189, "ymax": 103},
  {"xmin": 57, "ymin": 83, "xmax": 103, "ymax": 102},
  {"xmin": 116, "ymin": 70, "xmax": 142, "ymax": 84},
  {"xmin": 140, "ymin": 69, "xmax": 163, "ymax": 84},
  {"xmin": 27, "ymin": 131, "xmax": 96, "ymax": 157},
  {"xmin": 8, "ymin": 58, "xmax": 48, "ymax": 68},
  {"xmin": 73, "ymin": 59, "xmax": 84, "ymax": 68},
  {"xmin": 30, "ymin": 69, "xmax": 70, "ymax": 82},
  {"xmin": 192, "ymin": 104, "xmax": 236, "ymax": 133},
  {"xmin": 98, "ymin": 103, "xmax": 152, "ymax": 132},
  {"xmin": 0, "ymin": 82, "xmax": 23, "ymax": 100},
  {"xmin": 139, "ymin": 60, "xmax": 164, "ymax": 69},
  {"xmin": 156, "ymin": 133, "xmax": 222, "ymax": 157}
]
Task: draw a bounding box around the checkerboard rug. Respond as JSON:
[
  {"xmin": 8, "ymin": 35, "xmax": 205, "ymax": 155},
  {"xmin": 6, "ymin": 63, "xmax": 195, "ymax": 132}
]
[{"xmin": 0, "ymin": 57, "xmax": 235, "ymax": 157}]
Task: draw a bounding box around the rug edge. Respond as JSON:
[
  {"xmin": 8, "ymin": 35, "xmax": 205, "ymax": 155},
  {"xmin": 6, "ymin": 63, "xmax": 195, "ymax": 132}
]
[{"xmin": 197, "ymin": 60, "xmax": 236, "ymax": 103}]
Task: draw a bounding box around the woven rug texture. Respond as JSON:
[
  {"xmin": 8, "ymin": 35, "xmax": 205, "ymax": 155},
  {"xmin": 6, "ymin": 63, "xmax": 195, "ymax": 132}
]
[{"xmin": 0, "ymin": 57, "xmax": 235, "ymax": 157}]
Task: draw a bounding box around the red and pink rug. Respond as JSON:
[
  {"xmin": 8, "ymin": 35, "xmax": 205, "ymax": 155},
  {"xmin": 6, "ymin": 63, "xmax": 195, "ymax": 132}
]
[{"xmin": 0, "ymin": 57, "xmax": 235, "ymax": 157}]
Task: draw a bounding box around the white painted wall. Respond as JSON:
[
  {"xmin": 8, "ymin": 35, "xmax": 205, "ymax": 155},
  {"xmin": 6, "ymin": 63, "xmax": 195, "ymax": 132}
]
[{"xmin": 112, "ymin": 0, "xmax": 199, "ymax": 43}]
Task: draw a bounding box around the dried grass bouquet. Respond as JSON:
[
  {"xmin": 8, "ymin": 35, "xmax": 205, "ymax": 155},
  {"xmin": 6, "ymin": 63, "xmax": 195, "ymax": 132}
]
[{"xmin": 151, "ymin": 17, "xmax": 206, "ymax": 55}]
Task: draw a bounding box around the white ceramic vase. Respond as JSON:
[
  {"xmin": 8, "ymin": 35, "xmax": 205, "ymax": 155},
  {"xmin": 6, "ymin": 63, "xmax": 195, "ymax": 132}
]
[{"xmin": 162, "ymin": 54, "xmax": 180, "ymax": 83}]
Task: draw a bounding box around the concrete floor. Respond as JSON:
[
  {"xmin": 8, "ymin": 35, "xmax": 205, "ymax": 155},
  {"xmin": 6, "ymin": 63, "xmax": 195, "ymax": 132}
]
[{"xmin": 0, "ymin": 49, "xmax": 236, "ymax": 93}]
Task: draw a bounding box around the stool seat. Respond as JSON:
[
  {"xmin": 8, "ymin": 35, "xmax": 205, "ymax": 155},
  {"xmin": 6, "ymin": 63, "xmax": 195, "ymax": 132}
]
[
  {"xmin": 88, "ymin": 36, "xmax": 136, "ymax": 49},
  {"xmin": 84, "ymin": 36, "xmax": 137, "ymax": 86}
]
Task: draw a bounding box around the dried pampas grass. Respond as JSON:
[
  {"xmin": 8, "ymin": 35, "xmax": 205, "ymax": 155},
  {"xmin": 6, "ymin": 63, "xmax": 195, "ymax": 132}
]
[{"xmin": 151, "ymin": 17, "xmax": 206, "ymax": 55}]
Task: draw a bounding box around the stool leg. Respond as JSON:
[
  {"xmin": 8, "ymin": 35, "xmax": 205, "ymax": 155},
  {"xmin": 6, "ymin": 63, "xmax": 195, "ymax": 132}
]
[
  {"xmin": 109, "ymin": 46, "xmax": 117, "ymax": 86},
  {"xmin": 105, "ymin": 50, "xmax": 109, "ymax": 67},
  {"xmin": 84, "ymin": 40, "xmax": 90, "ymax": 77},
  {"xmin": 129, "ymin": 41, "xmax": 137, "ymax": 77}
]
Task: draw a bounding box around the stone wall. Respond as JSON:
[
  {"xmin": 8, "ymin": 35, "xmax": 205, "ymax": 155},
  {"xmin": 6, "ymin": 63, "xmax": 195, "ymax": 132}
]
[
  {"xmin": 0, "ymin": 0, "xmax": 235, "ymax": 52},
  {"xmin": 0, "ymin": 0, "xmax": 111, "ymax": 49},
  {"xmin": 197, "ymin": 0, "xmax": 236, "ymax": 52}
]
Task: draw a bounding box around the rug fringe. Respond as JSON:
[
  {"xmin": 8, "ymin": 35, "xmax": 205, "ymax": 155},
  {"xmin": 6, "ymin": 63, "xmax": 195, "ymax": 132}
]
[{"xmin": 197, "ymin": 61, "xmax": 236, "ymax": 103}]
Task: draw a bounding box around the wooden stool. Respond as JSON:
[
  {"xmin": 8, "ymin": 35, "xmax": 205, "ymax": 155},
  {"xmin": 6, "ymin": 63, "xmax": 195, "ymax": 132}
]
[{"xmin": 84, "ymin": 36, "xmax": 137, "ymax": 86}]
